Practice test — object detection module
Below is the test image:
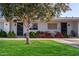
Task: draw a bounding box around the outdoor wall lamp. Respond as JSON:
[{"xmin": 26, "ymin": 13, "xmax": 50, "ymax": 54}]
[{"xmin": 68, "ymin": 24, "xmax": 70, "ymax": 26}]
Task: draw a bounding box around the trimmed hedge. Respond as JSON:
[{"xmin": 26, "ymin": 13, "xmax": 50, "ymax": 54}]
[
  {"xmin": 63, "ymin": 33, "xmax": 69, "ymax": 38},
  {"xmin": 29, "ymin": 32, "xmax": 37, "ymax": 38},
  {"xmin": 55, "ymin": 32, "xmax": 64, "ymax": 38},
  {"xmin": 0, "ymin": 30, "xmax": 70, "ymax": 38},
  {"xmin": 0, "ymin": 30, "xmax": 7, "ymax": 37},
  {"xmin": 7, "ymin": 32, "xmax": 16, "ymax": 38}
]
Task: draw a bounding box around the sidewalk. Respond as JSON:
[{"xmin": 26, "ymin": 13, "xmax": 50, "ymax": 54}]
[{"xmin": 53, "ymin": 39, "xmax": 79, "ymax": 48}]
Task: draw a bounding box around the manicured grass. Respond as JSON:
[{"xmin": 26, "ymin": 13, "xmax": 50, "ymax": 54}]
[{"xmin": 0, "ymin": 40, "xmax": 79, "ymax": 56}]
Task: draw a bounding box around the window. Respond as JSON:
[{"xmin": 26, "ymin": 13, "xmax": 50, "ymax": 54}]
[
  {"xmin": 30, "ymin": 23, "xmax": 38, "ymax": 30},
  {"xmin": 48, "ymin": 23, "xmax": 57, "ymax": 29}
]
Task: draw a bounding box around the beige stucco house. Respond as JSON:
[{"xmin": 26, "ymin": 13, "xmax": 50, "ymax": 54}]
[{"xmin": 0, "ymin": 17, "xmax": 79, "ymax": 37}]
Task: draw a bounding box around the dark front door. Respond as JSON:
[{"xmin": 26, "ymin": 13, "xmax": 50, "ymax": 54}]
[
  {"xmin": 17, "ymin": 23, "xmax": 23, "ymax": 36},
  {"xmin": 61, "ymin": 23, "xmax": 67, "ymax": 34}
]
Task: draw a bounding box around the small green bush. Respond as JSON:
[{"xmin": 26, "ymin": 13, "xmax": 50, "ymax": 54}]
[
  {"xmin": 63, "ymin": 33, "xmax": 69, "ymax": 38},
  {"xmin": 29, "ymin": 32, "xmax": 37, "ymax": 38},
  {"xmin": 7, "ymin": 32, "xmax": 16, "ymax": 38},
  {"xmin": 0, "ymin": 30, "xmax": 7, "ymax": 37}
]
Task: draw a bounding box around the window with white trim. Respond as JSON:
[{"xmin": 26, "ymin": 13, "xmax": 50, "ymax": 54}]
[{"xmin": 48, "ymin": 23, "xmax": 57, "ymax": 29}]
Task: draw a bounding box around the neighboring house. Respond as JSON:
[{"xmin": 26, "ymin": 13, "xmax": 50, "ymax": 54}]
[{"xmin": 0, "ymin": 17, "xmax": 79, "ymax": 37}]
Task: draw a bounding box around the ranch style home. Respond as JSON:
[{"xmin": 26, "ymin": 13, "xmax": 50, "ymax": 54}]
[{"xmin": 0, "ymin": 17, "xmax": 79, "ymax": 37}]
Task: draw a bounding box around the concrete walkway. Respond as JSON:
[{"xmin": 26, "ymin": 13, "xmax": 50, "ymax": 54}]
[{"xmin": 52, "ymin": 39, "xmax": 79, "ymax": 48}]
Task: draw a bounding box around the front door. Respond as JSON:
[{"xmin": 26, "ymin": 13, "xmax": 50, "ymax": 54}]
[
  {"xmin": 17, "ymin": 23, "xmax": 23, "ymax": 36},
  {"xmin": 61, "ymin": 23, "xmax": 67, "ymax": 34}
]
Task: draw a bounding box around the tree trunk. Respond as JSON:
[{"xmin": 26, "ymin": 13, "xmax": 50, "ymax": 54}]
[
  {"xmin": 23, "ymin": 16, "xmax": 30, "ymax": 44},
  {"xmin": 25, "ymin": 28, "xmax": 30, "ymax": 44}
]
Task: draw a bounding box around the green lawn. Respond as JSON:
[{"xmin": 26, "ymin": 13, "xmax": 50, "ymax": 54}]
[{"xmin": 0, "ymin": 40, "xmax": 79, "ymax": 56}]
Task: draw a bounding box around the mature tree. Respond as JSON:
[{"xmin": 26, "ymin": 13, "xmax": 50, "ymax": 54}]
[{"xmin": 0, "ymin": 3, "xmax": 71, "ymax": 44}]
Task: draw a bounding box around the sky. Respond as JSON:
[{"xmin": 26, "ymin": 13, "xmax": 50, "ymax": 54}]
[{"xmin": 61, "ymin": 3, "xmax": 79, "ymax": 17}]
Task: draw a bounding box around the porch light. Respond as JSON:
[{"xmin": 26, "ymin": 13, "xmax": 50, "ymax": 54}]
[
  {"xmin": 68, "ymin": 24, "xmax": 70, "ymax": 26},
  {"xmin": 14, "ymin": 23, "xmax": 16, "ymax": 26},
  {"xmin": 6, "ymin": 24, "xmax": 8, "ymax": 25}
]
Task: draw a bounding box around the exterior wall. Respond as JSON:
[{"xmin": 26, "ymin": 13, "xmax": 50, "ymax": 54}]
[
  {"xmin": 1, "ymin": 21, "xmax": 79, "ymax": 37},
  {"xmin": 0, "ymin": 21, "xmax": 4, "ymax": 31},
  {"xmin": 0, "ymin": 18, "xmax": 79, "ymax": 37},
  {"xmin": 4, "ymin": 21, "xmax": 17, "ymax": 35},
  {"xmin": 78, "ymin": 22, "xmax": 79, "ymax": 36},
  {"xmin": 57, "ymin": 22, "xmax": 61, "ymax": 32},
  {"xmin": 23, "ymin": 23, "xmax": 27, "ymax": 34},
  {"xmin": 11, "ymin": 22, "xmax": 17, "ymax": 35},
  {"xmin": 29, "ymin": 22, "xmax": 47, "ymax": 33},
  {"xmin": 72, "ymin": 21, "xmax": 78, "ymax": 35},
  {"xmin": 67, "ymin": 21, "xmax": 78, "ymax": 36},
  {"xmin": 67, "ymin": 22, "xmax": 72, "ymax": 35},
  {"xmin": 16, "ymin": 21, "xmax": 79, "ymax": 36},
  {"xmin": 3, "ymin": 21, "xmax": 10, "ymax": 33},
  {"xmin": 38, "ymin": 22, "xmax": 47, "ymax": 31},
  {"xmin": 29, "ymin": 22, "xmax": 61, "ymax": 34}
]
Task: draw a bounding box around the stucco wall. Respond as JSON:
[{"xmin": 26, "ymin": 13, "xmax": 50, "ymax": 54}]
[
  {"xmin": 23, "ymin": 21, "xmax": 61, "ymax": 35},
  {"xmin": 4, "ymin": 21, "xmax": 10, "ymax": 33},
  {"xmin": 11, "ymin": 22, "xmax": 17, "ymax": 35},
  {"xmin": 29, "ymin": 22, "xmax": 61, "ymax": 34},
  {"xmin": 67, "ymin": 22, "xmax": 72, "ymax": 35},
  {"xmin": 0, "ymin": 17, "xmax": 79, "ymax": 37},
  {"xmin": 72, "ymin": 21, "xmax": 78, "ymax": 35},
  {"xmin": 78, "ymin": 22, "xmax": 79, "ymax": 36},
  {"xmin": 67, "ymin": 21, "xmax": 78, "ymax": 36},
  {"xmin": 0, "ymin": 21, "xmax": 4, "ymax": 31},
  {"xmin": 38, "ymin": 22, "xmax": 47, "ymax": 31},
  {"xmin": 1, "ymin": 20, "xmax": 79, "ymax": 37}
]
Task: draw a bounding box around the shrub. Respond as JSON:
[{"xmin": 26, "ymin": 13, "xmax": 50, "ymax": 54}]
[
  {"xmin": 37, "ymin": 31, "xmax": 53, "ymax": 38},
  {"xmin": 55, "ymin": 32, "xmax": 64, "ymax": 38},
  {"xmin": 7, "ymin": 32, "xmax": 16, "ymax": 38},
  {"xmin": 63, "ymin": 33, "xmax": 69, "ymax": 38},
  {"xmin": 37, "ymin": 32, "xmax": 46, "ymax": 38},
  {"xmin": 0, "ymin": 30, "xmax": 7, "ymax": 37},
  {"xmin": 70, "ymin": 30, "xmax": 77, "ymax": 37},
  {"xmin": 29, "ymin": 32, "xmax": 37, "ymax": 38}
]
